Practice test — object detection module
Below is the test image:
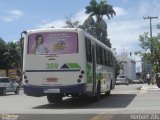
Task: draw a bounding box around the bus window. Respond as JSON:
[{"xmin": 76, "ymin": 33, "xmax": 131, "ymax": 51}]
[
  {"xmin": 99, "ymin": 47, "xmax": 103, "ymax": 65},
  {"xmin": 106, "ymin": 51, "xmax": 109, "ymax": 66},
  {"xmin": 28, "ymin": 32, "xmax": 78, "ymax": 55},
  {"xmin": 104, "ymin": 50, "xmax": 107, "ymax": 66},
  {"xmin": 101, "ymin": 49, "xmax": 105, "ymax": 66},
  {"xmin": 109, "ymin": 52, "xmax": 111, "ymax": 66},
  {"xmin": 96, "ymin": 45, "xmax": 100, "ymax": 65},
  {"xmin": 85, "ymin": 38, "xmax": 92, "ymax": 62},
  {"xmin": 110, "ymin": 54, "xmax": 113, "ymax": 67}
]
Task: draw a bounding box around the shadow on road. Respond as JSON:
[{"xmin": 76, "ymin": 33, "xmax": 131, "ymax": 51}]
[
  {"xmin": 0, "ymin": 93, "xmax": 16, "ymax": 96},
  {"xmin": 33, "ymin": 94, "xmax": 136, "ymax": 109}
]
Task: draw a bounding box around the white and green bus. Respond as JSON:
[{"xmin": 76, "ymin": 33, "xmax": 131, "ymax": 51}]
[{"xmin": 22, "ymin": 28, "xmax": 115, "ymax": 103}]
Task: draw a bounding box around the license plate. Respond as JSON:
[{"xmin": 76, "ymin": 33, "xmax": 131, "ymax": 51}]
[{"xmin": 44, "ymin": 89, "xmax": 60, "ymax": 93}]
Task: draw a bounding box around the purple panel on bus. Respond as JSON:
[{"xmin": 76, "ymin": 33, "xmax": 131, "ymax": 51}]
[{"xmin": 28, "ymin": 32, "xmax": 78, "ymax": 55}]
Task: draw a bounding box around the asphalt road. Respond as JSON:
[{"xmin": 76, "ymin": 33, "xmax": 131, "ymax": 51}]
[{"xmin": 0, "ymin": 84, "xmax": 160, "ymax": 120}]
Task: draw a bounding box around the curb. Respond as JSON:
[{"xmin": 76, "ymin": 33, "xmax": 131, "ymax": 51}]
[{"xmin": 139, "ymin": 85, "xmax": 160, "ymax": 91}]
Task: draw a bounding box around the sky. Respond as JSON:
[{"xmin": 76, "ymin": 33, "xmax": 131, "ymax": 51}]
[{"xmin": 0, "ymin": 0, "xmax": 160, "ymax": 71}]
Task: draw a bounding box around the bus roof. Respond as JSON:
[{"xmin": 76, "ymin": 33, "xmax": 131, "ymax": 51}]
[
  {"xmin": 26, "ymin": 28, "xmax": 79, "ymax": 33},
  {"xmin": 84, "ymin": 31, "xmax": 113, "ymax": 53}
]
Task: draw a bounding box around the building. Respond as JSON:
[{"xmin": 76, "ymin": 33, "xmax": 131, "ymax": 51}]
[{"xmin": 116, "ymin": 55, "xmax": 136, "ymax": 80}]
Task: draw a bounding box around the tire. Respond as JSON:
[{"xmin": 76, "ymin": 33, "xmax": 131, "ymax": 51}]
[
  {"xmin": 15, "ymin": 87, "xmax": 19, "ymax": 94},
  {"xmin": 47, "ymin": 94, "xmax": 63, "ymax": 104},
  {"xmin": 94, "ymin": 80, "xmax": 101, "ymax": 102},
  {"xmin": 105, "ymin": 90, "xmax": 111, "ymax": 96},
  {"xmin": 105, "ymin": 80, "xmax": 112, "ymax": 96},
  {"xmin": 126, "ymin": 81, "xmax": 129, "ymax": 85},
  {"xmin": 2, "ymin": 88, "xmax": 6, "ymax": 95},
  {"xmin": 47, "ymin": 94, "xmax": 55, "ymax": 103}
]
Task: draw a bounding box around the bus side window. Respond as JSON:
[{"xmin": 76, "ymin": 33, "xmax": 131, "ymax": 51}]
[
  {"xmin": 99, "ymin": 47, "xmax": 103, "ymax": 65},
  {"xmin": 85, "ymin": 38, "xmax": 92, "ymax": 62},
  {"xmin": 108, "ymin": 52, "xmax": 111, "ymax": 67},
  {"xmin": 96, "ymin": 45, "xmax": 100, "ymax": 65},
  {"xmin": 103, "ymin": 50, "xmax": 106, "ymax": 66},
  {"xmin": 104, "ymin": 50, "xmax": 107, "ymax": 66},
  {"xmin": 111, "ymin": 54, "xmax": 113, "ymax": 67},
  {"xmin": 102, "ymin": 49, "xmax": 105, "ymax": 66},
  {"xmin": 106, "ymin": 51, "xmax": 109, "ymax": 66}
]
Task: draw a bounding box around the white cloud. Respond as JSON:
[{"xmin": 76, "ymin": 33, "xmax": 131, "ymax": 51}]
[
  {"xmin": 39, "ymin": 20, "xmax": 66, "ymax": 28},
  {"xmin": 10, "ymin": 10, "xmax": 24, "ymax": 16},
  {"xmin": 38, "ymin": 7, "xmax": 128, "ymax": 29},
  {"xmin": 113, "ymin": 7, "xmax": 128, "ymax": 16},
  {"xmin": 2, "ymin": 9, "xmax": 24, "ymax": 22},
  {"xmin": 108, "ymin": 20, "xmax": 147, "ymax": 52},
  {"xmin": 73, "ymin": 9, "xmax": 88, "ymax": 24},
  {"xmin": 39, "ymin": 9, "xmax": 88, "ymax": 28}
]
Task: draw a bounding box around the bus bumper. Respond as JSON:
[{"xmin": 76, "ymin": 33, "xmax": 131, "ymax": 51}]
[{"xmin": 24, "ymin": 84, "xmax": 86, "ymax": 97}]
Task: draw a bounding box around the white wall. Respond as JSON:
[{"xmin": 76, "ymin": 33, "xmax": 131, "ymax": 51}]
[{"xmin": 119, "ymin": 60, "xmax": 136, "ymax": 80}]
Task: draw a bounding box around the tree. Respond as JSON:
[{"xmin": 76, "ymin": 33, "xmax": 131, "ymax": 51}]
[
  {"xmin": 85, "ymin": 0, "xmax": 116, "ymax": 22},
  {"xmin": 0, "ymin": 38, "xmax": 7, "ymax": 68},
  {"xmin": 81, "ymin": 16, "xmax": 97, "ymax": 37},
  {"xmin": 85, "ymin": 0, "xmax": 115, "ymax": 47},
  {"xmin": 64, "ymin": 17, "xmax": 80, "ymax": 28},
  {"xmin": 139, "ymin": 33, "xmax": 160, "ymax": 72},
  {"xmin": 114, "ymin": 59, "xmax": 123, "ymax": 78},
  {"xmin": 4, "ymin": 42, "xmax": 21, "ymax": 69},
  {"xmin": 63, "ymin": 0, "xmax": 115, "ymax": 48}
]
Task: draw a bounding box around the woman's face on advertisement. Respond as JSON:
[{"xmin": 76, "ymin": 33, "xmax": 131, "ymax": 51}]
[{"xmin": 37, "ymin": 37, "xmax": 43, "ymax": 44}]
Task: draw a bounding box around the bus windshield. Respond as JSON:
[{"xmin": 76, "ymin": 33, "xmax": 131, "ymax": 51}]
[{"xmin": 27, "ymin": 32, "xmax": 78, "ymax": 55}]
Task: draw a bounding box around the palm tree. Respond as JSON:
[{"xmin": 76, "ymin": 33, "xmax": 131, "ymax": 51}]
[
  {"xmin": 0, "ymin": 38, "xmax": 7, "ymax": 68},
  {"xmin": 81, "ymin": 16, "xmax": 96, "ymax": 37},
  {"xmin": 64, "ymin": 17, "xmax": 80, "ymax": 28},
  {"xmin": 4, "ymin": 42, "xmax": 21, "ymax": 69},
  {"xmin": 85, "ymin": 0, "xmax": 115, "ymax": 47},
  {"xmin": 86, "ymin": 0, "xmax": 115, "ymax": 22}
]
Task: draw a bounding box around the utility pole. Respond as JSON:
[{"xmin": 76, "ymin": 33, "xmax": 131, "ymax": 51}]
[
  {"xmin": 143, "ymin": 16, "xmax": 158, "ymax": 38},
  {"xmin": 143, "ymin": 16, "xmax": 158, "ymax": 54}
]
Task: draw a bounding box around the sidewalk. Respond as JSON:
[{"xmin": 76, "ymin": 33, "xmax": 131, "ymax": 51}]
[{"xmin": 140, "ymin": 84, "xmax": 160, "ymax": 91}]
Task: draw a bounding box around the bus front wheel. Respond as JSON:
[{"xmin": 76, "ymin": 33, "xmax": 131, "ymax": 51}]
[{"xmin": 47, "ymin": 94, "xmax": 63, "ymax": 104}]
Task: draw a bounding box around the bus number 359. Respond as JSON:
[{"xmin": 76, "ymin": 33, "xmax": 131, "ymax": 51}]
[{"xmin": 46, "ymin": 63, "xmax": 58, "ymax": 69}]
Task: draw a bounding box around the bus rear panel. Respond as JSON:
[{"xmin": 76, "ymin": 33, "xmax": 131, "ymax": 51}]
[{"xmin": 23, "ymin": 29, "xmax": 87, "ymax": 97}]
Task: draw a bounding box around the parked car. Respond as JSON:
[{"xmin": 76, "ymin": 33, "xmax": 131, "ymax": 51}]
[
  {"xmin": 116, "ymin": 75, "xmax": 129, "ymax": 85},
  {"xmin": 0, "ymin": 77, "xmax": 19, "ymax": 95}
]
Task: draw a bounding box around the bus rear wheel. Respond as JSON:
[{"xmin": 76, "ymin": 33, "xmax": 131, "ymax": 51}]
[
  {"xmin": 105, "ymin": 90, "xmax": 111, "ymax": 96},
  {"xmin": 15, "ymin": 87, "xmax": 19, "ymax": 94},
  {"xmin": 94, "ymin": 80, "xmax": 101, "ymax": 102},
  {"xmin": 47, "ymin": 94, "xmax": 63, "ymax": 104},
  {"xmin": 2, "ymin": 88, "xmax": 6, "ymax": 95}
]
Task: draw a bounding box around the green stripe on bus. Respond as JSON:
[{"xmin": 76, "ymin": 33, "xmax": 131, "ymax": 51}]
[{"xmin": 67, "ymin": 63, "xmax": 81, "ymax": 69}]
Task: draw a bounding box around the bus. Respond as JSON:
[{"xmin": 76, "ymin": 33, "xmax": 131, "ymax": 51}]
[{"xmin": 21, "ymin": 28, "xmax": 115, "ymax": 103}]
